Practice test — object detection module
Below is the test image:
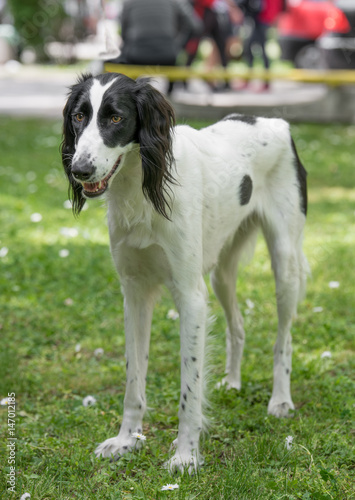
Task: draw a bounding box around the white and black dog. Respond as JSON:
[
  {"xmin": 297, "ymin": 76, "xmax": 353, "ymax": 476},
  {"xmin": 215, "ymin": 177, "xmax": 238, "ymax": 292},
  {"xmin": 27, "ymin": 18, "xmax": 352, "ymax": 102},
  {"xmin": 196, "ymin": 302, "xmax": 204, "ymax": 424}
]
[{"xmin": 61, "ymin": 73, "xmax": 308, "ymax": 473}]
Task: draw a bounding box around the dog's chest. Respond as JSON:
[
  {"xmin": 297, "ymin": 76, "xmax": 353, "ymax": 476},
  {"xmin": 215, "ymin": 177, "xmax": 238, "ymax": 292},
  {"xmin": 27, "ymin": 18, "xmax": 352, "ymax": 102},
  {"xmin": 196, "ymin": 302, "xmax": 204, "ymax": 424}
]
[
  {"xmin": 125, "ymin": 224, "xmax": 155, "ymax": 249},
  {"xmin": 107, "ymin": 187, "xmax": 157, "ymax": 250},
  {"xmin": 109, "ymin": 215, "xmax": 155, "ymax": 250}
]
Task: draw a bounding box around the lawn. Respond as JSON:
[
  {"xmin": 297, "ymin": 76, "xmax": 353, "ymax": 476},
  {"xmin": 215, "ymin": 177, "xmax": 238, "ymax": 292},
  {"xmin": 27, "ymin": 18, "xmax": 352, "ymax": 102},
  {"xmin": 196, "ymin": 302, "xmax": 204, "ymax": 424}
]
[{"xmin": 0, "ymin": 116, "xmax": 354, "ymax": 499}]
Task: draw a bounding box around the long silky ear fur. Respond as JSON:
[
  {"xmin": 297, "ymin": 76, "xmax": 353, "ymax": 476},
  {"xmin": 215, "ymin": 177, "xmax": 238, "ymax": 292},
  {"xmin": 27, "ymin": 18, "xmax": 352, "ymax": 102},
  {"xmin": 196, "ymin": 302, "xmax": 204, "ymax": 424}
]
[
  {"xmin": 134, "ymin": 81, "xmax": 176, "ymax": 219},
  {"xmin": 61, "ymin": 75, "xmax": 91, "ymax": 216}
]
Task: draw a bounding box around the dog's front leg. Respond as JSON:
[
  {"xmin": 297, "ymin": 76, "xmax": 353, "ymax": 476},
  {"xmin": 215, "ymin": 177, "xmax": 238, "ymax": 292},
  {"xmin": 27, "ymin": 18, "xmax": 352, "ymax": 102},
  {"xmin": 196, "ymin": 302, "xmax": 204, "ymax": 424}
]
[
  {"xmin": 95, "ymin": 282, "xmax": 156, "ymax": 460},
  {"xmin": 167, "ymin": 279, "xmax": 208, "ymax": 474}
]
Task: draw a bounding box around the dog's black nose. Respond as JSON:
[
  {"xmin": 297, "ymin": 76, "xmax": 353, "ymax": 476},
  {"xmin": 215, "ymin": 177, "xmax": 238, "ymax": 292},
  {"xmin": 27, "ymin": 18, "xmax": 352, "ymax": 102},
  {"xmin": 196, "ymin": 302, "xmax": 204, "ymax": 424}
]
[{"xmin": 71, "ymin": 159, "xmax": 95, "ymax": 181}]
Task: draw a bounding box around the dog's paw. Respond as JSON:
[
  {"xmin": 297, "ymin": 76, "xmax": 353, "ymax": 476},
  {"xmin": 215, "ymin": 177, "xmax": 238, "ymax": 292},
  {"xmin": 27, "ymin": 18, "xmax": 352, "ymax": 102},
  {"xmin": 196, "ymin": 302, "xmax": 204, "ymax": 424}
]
[
  {"xmin": 216, "ymin": 376, "xmax": 241, "ymax": 391},
  {"xmin": 95, "ymin": 434, "xmax": 143, "ymax": 460},
  {"xmin": 268, "ymin": 399, "xmax": 294, "ymax": 418},
  {"xmin": 165, "ymin": 452, "xmax": 202, "ymax": 475}
]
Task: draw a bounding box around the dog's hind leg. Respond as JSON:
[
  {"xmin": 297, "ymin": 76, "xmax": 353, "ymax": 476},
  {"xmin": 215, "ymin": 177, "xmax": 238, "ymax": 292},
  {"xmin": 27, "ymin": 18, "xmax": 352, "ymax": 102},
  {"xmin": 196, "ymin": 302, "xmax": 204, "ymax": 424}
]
[
  {"xmin": 95, "ymin": 280, "xmax": 159, "ymax": 459},
  {"xmin": 261, "ymin": 211, "xmax": 306, "ymax": 418},
  {"xmin": 211, "ymin": 221, "xmax": 259, "ymax": 391}
]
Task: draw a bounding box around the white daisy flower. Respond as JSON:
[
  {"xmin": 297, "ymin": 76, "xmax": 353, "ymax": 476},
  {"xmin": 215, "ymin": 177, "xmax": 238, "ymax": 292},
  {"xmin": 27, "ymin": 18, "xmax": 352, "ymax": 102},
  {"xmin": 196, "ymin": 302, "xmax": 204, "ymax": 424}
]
[
  {"xmin": 246, "ymin": 298, "xmax": 255, "ymax": 309},
  {"xmin": 82, "ymin": 395, "xmax": 96, "ymax": 407},
  {"xmin": 59, "ymin": 249, "xmax": 70, "ymax": 258},
  {"xmin": 60, "ymin": 227, "xmax": 79, "ymax": 238},
  {"xmin": 321, "ymin": 351, "xmax": 332, "ymax": 359},
  {"xmin": 167, "ymin": 309, "xmax": 179, "ymax": 320},
  {"xmin": 26, "ymin": 171, "xmax": 37, "ymax": 182},
  {"xmin": 132, "ymin": 432, "xmax": 146, "ymax": 441},
  {"xmin": 75, "ymin": 343, "xmax": 81, "ymax": 353},
  {"xmin": 82, "ymin": 230, "xmax": 91, "ymax": 240},
  {"xmin": 30, "ymin": 213, "xmax": 42, "ymax": 223},
  {"xmin": 285, "ymin": 435, "xmax": 293, "ymax": 450},
  {"xmin": 313, "ymin": 306, "xmax": 323, "ymax": 313},
  {"xmin": 20, "ymin": 494, "xmax": 31, "ymax": 500},
  {"xmin": 1, "ymin": 397, "xmax": 9, "ymax": 405},
  {"xmin": 328, "ymin": 281, "xmax": 340, "ymax": 289},
  {"xmin": 0, "ymin": 247, "xmax": 9, "ymax": 258},
  {"xmin": 161, "ymin": 484, "xmax": 179, "ymax": 491},
  {"xmin": 94, "ymin": 348, "xmax": 104, "ymax": 357}
]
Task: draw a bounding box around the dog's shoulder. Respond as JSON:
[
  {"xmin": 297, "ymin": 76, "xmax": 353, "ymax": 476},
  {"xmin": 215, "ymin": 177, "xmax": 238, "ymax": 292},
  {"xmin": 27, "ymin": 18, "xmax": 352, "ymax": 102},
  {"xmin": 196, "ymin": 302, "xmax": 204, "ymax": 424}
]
[{"xmin": 172, "ymin": 123, "xmax": 204, "ymax": 155}]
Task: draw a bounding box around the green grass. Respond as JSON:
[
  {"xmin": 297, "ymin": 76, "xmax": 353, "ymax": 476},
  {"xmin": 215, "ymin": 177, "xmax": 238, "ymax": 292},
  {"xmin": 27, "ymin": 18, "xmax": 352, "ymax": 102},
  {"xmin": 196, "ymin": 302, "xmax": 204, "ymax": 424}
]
[{"xmin": 0, "ymin": 116, "xmax": 354, "ymax": 499}]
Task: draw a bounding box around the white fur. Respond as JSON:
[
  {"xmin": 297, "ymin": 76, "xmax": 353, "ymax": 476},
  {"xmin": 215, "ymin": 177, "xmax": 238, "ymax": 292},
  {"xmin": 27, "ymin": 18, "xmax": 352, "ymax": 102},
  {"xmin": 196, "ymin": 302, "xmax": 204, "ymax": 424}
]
[{"xmin": 73, "ymin": 88, "xmax": 308, "ymax": 473}]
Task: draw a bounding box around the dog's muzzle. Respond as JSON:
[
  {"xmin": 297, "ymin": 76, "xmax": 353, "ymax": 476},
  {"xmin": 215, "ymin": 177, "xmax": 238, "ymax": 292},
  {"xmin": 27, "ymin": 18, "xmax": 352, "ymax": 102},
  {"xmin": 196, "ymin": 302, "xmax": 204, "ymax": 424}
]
[{"xmin": 72, "ymin": 155, "xmax": 123, "ymax": 198}]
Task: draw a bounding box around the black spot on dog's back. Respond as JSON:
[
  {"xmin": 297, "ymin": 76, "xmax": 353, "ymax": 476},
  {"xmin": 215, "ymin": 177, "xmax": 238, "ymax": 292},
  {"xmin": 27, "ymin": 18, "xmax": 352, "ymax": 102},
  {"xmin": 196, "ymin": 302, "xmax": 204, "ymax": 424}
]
[
  {"xmin": 239, "ymin": 175, "xmax": 253, "ymax": 205},
  {"xmin": 222, "ymin": 113, "xmax": 257, "ymax": 126}
]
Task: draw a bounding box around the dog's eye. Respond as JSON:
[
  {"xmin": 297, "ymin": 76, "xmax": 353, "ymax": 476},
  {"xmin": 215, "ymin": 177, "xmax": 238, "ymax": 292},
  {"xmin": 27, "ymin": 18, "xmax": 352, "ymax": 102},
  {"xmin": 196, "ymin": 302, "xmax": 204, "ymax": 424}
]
[
  {"xmin": 75, "ymin": 113, "xmax": 84, "ymax": 122},
  {"xmin": 111, "ymin": 116, "xmax": 122, "ymax": 124}
]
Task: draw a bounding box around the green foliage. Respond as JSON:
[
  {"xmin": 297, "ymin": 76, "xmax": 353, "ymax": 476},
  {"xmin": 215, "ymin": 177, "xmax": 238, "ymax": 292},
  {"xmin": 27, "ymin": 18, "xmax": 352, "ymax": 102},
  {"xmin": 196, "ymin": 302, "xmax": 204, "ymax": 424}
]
[{"xmin": 0, "ymin": 117, "xmax": 354, "ymax": 498}]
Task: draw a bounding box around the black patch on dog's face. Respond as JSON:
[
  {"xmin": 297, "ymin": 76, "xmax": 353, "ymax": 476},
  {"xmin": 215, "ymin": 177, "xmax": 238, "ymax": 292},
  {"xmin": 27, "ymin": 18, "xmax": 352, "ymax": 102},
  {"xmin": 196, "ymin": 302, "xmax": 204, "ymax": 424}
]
[
  {"xmin": 96, "ymin": 76, "xmax": 139, "ymax": 148},
  {"xmin": 239, "ymin": 175, "xmax": 253, "ymax": 205},
  {"xmin": 71, "ymin": 73, "xmax": 138, "ymax": 149},
  {"xmin": 223, "ymin": 113, "xmax": 257, "ymax": 126}
]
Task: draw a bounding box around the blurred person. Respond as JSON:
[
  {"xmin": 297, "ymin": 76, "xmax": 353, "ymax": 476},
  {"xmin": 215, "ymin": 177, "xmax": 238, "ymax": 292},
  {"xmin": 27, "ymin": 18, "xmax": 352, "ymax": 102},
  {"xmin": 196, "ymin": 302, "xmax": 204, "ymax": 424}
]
[
  {"xmin": 237, "ymin": 0, "xmax": 284, "ymax": 90},
  {"xmin": 205, "ymin": 0, "xmax": 244, "ymax": 69},
  {"xmin": 186, "ymin": 0, "xmax": 241, "ymax": 91},
  {"xmin": 110, "ymin": 0, "xmax": 202, "ymax": 66},
  {"xmin": 186, "ymin": 0, "xmax": 234, "ymax": 69}
]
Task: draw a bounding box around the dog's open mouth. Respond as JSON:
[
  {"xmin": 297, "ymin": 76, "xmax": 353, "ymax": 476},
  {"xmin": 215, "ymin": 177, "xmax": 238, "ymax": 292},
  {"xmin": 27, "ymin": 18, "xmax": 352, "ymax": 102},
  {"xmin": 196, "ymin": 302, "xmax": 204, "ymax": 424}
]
[{"xmin": 82, "ymin": 155, "xmax": 122, "ymax": 198}]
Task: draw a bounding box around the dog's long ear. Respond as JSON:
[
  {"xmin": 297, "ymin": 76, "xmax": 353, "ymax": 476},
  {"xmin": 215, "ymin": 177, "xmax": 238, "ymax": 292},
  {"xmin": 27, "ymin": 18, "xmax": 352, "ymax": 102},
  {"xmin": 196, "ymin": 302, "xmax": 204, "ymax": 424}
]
[
  {"xmin": 61, "ymin": 75, "xmax": 91, "ymax": 216},
  {"xmin": 135, "ymin": 81, "xmax": 176, "ymax": 220}
]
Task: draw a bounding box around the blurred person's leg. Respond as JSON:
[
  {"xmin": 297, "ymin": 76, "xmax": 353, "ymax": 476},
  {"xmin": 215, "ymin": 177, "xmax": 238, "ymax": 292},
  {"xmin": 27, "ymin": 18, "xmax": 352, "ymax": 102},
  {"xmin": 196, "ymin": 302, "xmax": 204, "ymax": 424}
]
[{"xmin": 253, "ymin": 21, "xmax": 270, "ymax": 91}]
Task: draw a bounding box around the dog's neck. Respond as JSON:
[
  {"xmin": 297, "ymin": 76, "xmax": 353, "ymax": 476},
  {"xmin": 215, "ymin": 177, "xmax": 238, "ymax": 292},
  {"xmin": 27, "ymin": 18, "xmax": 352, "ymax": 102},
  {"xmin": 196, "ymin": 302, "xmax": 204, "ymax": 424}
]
[{"xmin": 106, "ymin": 146, "xmax": 154, "ymax": 232}]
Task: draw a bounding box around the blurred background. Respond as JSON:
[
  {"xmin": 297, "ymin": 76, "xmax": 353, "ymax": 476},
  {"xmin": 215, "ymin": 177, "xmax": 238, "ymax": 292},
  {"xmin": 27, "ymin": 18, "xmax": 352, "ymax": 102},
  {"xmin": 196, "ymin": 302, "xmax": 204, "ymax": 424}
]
[
  {"xmin": 0, "ymin": 0, "xmax": 355, "ymax": 120},
  {"xmin": 1, "ymin": 0, "xmax": 355, "ymax": 69}
]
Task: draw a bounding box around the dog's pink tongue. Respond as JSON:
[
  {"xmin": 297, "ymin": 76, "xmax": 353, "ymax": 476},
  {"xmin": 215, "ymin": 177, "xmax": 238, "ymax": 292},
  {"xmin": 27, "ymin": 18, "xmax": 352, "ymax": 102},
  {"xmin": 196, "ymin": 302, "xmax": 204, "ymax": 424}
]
[{"xmin": 83, "ymin": 182, "xmax": 99, "ymax": 192}]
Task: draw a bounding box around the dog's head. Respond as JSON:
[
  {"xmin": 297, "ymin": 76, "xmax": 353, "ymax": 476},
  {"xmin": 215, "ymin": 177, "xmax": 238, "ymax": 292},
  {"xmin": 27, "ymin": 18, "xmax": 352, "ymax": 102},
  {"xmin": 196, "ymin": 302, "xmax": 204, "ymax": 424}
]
[{"xmin": 61, "ymin": 73, "xmax": 175, "ymax": 218}]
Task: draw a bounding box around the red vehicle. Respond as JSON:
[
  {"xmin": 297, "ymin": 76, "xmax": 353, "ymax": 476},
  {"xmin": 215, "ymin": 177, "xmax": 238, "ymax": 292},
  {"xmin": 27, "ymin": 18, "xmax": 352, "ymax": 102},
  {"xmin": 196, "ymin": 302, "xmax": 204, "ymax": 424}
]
[{"xmin": 278, "ymin": 0, "xmax": 355, "ymax": 69}]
